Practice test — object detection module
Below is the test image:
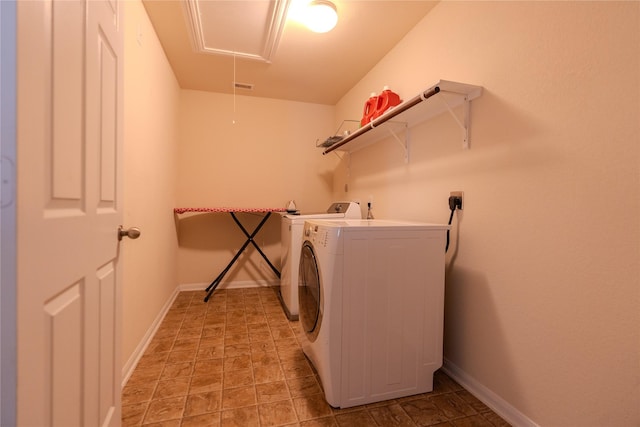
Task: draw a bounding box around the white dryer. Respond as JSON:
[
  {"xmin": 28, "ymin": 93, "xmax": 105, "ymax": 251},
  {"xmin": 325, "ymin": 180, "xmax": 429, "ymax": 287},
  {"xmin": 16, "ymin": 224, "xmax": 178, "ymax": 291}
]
[
  {"xmin": 298, "ymin": 219, "xmax": 449, "ymax": 408},
  {"xmin": 279, "ymin": 202, "xmax": 361, "ymax": 320}
]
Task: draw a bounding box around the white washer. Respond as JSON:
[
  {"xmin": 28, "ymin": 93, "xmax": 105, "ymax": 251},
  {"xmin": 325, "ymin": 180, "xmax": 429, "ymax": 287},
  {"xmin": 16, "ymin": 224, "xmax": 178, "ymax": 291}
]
[
  {"xmin": 279, "ymin": 202, "xmax": 361, "ymax": 320},
  {"xmin": 298, "ymin": 219, "xmax": 449, "ymax": 408}
]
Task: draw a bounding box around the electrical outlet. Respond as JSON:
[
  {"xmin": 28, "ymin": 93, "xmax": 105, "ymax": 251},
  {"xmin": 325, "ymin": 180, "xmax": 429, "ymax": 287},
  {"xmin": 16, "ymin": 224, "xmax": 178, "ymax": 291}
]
[{"xmin": 450, "ymin": 191, "xmax": 464, "ymax": 210}]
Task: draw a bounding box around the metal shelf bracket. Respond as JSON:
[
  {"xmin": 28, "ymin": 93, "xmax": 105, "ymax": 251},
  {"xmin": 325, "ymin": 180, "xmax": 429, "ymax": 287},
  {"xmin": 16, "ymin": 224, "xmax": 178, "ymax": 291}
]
[
  {"xmin": 438, "ymin": 93, "xmax": 471, "ymax": 149},
  {"xmin": 386, "ymin": 123, "xmax": 410, "ymax": 163}
]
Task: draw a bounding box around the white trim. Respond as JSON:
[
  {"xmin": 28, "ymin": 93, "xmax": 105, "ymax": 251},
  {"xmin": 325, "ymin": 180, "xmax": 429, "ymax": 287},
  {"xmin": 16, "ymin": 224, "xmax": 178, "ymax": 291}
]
[
  {"xmin": 120, "ymin": 288, "xmax": 180, "ymax": 387},
  {"xmin": 120, "ymin": 279, "xmax": 279, "ymax": 388},
  {"xmin": 179, "ymin": 279, "xmax": 280, "ymax": 292},
  {"xmin": 442, "ymin": 358, "xmax": 539, "ymax": 427},
  {"xmin": 0, "ymin": 1, "xmax": 17, "ymax": 424}
]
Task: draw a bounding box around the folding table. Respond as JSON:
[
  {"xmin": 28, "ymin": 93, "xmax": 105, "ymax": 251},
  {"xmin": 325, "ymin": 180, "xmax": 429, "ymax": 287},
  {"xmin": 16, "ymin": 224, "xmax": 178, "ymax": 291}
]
[{"xmin": 174, "ymin": 207, "xmax": 286, "ymax": 302}]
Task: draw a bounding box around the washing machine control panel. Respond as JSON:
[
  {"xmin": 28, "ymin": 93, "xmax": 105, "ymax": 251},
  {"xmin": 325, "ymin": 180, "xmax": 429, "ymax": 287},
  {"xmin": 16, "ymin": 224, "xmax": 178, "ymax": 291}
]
[
  {"xmin": 304, "ymin": 222, "xmax": 340, "ymax": 254},
  {"xmin": 304, "ymin": 223, "xmax": 320, "ymax": 240},
  {"xmin": 326, "ymin": 201, "xmax": 361, "ymax": 218}
]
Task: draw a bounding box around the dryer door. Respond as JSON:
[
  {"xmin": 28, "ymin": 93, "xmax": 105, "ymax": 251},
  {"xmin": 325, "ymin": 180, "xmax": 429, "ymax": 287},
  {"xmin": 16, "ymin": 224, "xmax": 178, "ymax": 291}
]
[{"xmin": 298, "ymin": 241, "xmax": 322, "ymax": 342}]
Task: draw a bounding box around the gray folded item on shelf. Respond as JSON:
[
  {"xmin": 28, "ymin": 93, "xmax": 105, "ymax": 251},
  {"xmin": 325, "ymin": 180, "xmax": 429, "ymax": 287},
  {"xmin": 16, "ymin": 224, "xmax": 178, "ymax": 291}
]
[{"xmin": 320, "ymin": 135, "xmax": 343, "ymax": 147}]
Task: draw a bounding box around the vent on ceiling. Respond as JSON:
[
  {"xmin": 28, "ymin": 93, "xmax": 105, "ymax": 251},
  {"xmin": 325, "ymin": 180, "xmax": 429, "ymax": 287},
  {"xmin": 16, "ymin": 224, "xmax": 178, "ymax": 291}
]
[{"xmin": 234, "ymin": 82, "xmax": 254, "ymax": 91}]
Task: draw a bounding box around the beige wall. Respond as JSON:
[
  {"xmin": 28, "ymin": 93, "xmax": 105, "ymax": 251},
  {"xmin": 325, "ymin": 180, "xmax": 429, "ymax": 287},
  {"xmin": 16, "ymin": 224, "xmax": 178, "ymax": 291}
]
[
  {"xmin": 176, "ymin": 90, "xmax": 338, "ymax": 285},
  {"xmin": 122, "ymin": 1, "xmax": 180, "ymax": 368},
  {"xmin": 333, "ymin": 2, "xmax": 639, "ymax": 426}
]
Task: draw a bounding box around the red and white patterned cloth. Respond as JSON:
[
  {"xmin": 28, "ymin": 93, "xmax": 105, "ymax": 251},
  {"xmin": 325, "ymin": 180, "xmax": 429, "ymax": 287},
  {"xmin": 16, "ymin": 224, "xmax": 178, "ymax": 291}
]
[{"xmin": 173, "ymin": 207, "xmax": 287, "ymax": 214}]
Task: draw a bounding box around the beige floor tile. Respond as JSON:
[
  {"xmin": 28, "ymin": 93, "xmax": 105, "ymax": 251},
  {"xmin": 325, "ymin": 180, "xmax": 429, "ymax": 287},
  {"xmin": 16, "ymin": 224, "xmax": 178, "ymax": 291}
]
[
  {"xmin": 258, "ymin": 400, "xmax": 298, "ymax": 427},
  {"xmin": 270, "ymin": 325, "xmax": 295, "ymax": 340},
  {"xmin": 287, "ymin": 376, "xmax": 321, "ymax": 398},
  {"xmin": 250, "ymin": 340, "xmax": 277, "ymax": 355},
  {"xmin": 184, "ymin": 390, "xmax": 223, "ymax": 417},
  {"xmin": 255, "ymin": 381, "xmax": 290, "ymax": 403},
  {"xmin": 205, "ymin": 314, "xmax": 227, "ymax": 325},
  {"xmin": 122, "ymin": 402, "xmax": 148, "ymax": 426},
  {"xmin": 274, "ymin": 338, "xmax": 299, "ymax": 352},
  {"xmin": 193, "ymin": 358, "xmax": 224, "ymax": 376},
  {"xmin": 122, "ymin": 381, "xmax": 156, "ymax": 405},
  {"xmin": 145, "ymin": 338, "xmax": 176, "ymax": 354},
  {"xmin": 224, "ymin": 354, "xmax": 252, "ymax": 371},
  {"xmin": 225, "ymin": 335, "xmax": 250, "ymax": 346},
  {"xmin": 454, "ymin": 389, "xmax": 492, "ymax": 413},
  {"xmin": 200, "ymin": 335, "xmax": 225, "ymax": 347},
  {"xmin": 181, "ymin": 412, "xmax": 222, "ymax": 427},
  {"xmin": 178, "ymin": 327, "xmax": 203, "ymax": 339},
  {"xmin": 222, "ymin": 385, "xmax": 257, "ymax": 410},
  {"xmin": 197, "ymin": 345, "xmax": 225, "ymax": 361},
  {"xmin": 299, "ymin": 416, "xmax": 339, "ymax": 427},
  {"xmin": 166, "ymin": 349, "xmax": 197, "ymax": 364},
  {"xmin": 143, "ymin": 396, "xmax": 186, "ymax": 424},
  {"xmin": 190, "ymin": 373, "xmax": 224, "ymax": 394},
  {"xmin": 451, "ymin": 414, "xmax": 496, "ymax": 427},
  {"xmin": 136, "ymin": 352, "xmax": 170, "ymax": 368},
  {"xmin": 334, "ymin": 410, "xmax": 376, "ymax": 426},
  {"xmin": 160, "ymin": 361, "xmax": 194, "ymax": 380},
  {"xmin": 249, "ymin": 330, "xmax": 273, "ymax": 344},
  {"xmin": 481, "ymin": 412, "xmax": 511, "ymax": 427},
  {"xmin": 142, "ymin": 419, "xmax": 182, "ymax": 426},
  {"xmin": 367, "ymin": 403, "xmax": 415, "ymax": 427},
  {"xmin": 203, "ymin": 324, "xmax": 226, "ymax": 337},
  {"xmin": 172, "ymin": 337, "xmax": 199, "ymax": 352},
  {"xmin": 226, "ymin": 311, "xmax": 246, "ymax": 323},
  {"xmin": 400, "ymin": 398, "xmax": 447, "ymax": 426},
  {"xmin": 127, "ymin": 367, "xmax": 163, "ymax": 387},
  {"xmin": 430, "ymin": 393, "xmax": 477, "ymax": 419},
  {"xmin": 246, "ymin": 313, "xmax": 268, "ymax": 325},
  {"xmin": 293, "ymin": 394, "xmax": 333, "ymax": 421},
  {"xmin": 224, "ymin": 343, "xmax": 252, "ymax": 358},
  {"xmin": 281, "ymin": 359, "xmax": 314, "ymax": 380},
  {"xmin": 223, "ymin": 368, "xmax": 254, "ymax": 389},
  {"xmin": 253, "ymin": 364, "xmax": 285, "ymax": 384},
  {"xmin": 226, "ymin": 323, "xmax": 249, "ymax": 334},
  {"xmin": 220, "ymin": 406, "xmax": 260, "ymax": 427},
  {"xmin": 252, "ymin": 352, "xmax": 280, "ymax": 368},
  {"xmin": 153, "ymin": 377, "xmax": 191, "ymax": 400}
]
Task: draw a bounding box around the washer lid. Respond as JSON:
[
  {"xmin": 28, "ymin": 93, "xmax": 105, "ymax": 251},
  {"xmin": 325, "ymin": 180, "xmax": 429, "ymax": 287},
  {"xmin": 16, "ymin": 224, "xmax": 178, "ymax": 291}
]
[
  {"xmin": 284, "ymin": 201, "xmax": 362, "ymax": 221},
  {"xmin": 305, "ymin": 219, "xmax": 451, "ymax": 230}
]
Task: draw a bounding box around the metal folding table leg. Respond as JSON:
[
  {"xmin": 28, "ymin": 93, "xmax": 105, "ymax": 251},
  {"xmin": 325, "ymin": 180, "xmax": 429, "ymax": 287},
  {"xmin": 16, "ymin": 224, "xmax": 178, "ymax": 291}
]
[
  {"xmin": 203, "ymin": 212, "xmax": 279, "ymax": 302},
  {"xmin": 229, "ymin": 212, "xmax": 281, "ymax": 278}
]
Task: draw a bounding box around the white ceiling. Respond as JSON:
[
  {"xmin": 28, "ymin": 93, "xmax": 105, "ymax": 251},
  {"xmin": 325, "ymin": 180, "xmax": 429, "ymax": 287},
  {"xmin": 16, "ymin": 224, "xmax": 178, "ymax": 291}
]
[{"xmin": 142, "ymin": 0, "xmax": 438, "ymax": 105}]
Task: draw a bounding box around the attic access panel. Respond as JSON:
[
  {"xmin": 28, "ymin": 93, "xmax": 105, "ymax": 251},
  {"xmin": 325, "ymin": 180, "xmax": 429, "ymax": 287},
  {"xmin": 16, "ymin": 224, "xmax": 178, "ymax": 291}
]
[{"xmin": 183, "ymin": 0, "xmax": 289, "ymax": 63}]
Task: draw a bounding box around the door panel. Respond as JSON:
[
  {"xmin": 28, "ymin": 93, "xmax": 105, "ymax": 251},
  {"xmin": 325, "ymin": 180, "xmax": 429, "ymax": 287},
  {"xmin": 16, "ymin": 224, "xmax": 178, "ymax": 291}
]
[
  {"xmin": 44, "ymin": 283, "xmax": 83, "ymax": 427},
  {"xmin": 98, "ymin": 32, "xmax": 117, "ymax": 205},
  {"xmin": 51, "ymin": 0, "xmax": 84, "ymax": 202},
  {"xmin": 98, "ymin": 262, "xmax": 117, "ymax": 423}
]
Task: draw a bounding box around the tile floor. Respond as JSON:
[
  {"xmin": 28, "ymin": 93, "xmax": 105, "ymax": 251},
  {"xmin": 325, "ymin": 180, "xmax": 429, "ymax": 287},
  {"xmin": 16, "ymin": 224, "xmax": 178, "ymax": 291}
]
[{"xmin": 122, "ymin": 288, "xmax": 510, "ymax": 427}]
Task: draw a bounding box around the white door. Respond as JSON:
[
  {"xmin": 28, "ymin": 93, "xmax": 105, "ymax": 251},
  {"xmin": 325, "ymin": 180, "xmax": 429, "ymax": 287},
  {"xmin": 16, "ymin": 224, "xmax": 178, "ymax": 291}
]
[{"xmin": 17, "ymin": 0, "xmax": 124, "ymax": 425}]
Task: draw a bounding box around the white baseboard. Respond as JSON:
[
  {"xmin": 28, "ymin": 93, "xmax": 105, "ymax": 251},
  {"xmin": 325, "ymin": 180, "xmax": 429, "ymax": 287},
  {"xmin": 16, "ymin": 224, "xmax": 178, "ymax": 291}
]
[
  {"xmin": 121, "ymin": 279, "xmax": 279, "ymax": 388},
  {"xmin": 179, "ymin": 279, "xmax": 280, "ymax": 292},
  {"xmin": 121, "ymin": 287, "xmax": 180, "ymax": 387},
  {"xmin": 442, "ymin": 359, "xmax": 539, "ymax": 427}
]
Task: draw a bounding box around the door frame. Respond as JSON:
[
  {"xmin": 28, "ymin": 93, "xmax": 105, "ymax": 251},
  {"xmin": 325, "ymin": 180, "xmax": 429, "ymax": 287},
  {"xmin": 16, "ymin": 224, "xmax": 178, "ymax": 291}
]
[{"xmin": 0, "ymin": 1, "xmax": 17, "ymax": 426}]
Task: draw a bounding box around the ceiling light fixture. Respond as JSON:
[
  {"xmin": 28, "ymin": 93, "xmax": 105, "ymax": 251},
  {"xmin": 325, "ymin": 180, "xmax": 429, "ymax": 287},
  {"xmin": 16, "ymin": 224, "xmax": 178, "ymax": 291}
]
[{"xmin": 304, "ymin": 0, "xmax": 338, "ymax": 33}]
